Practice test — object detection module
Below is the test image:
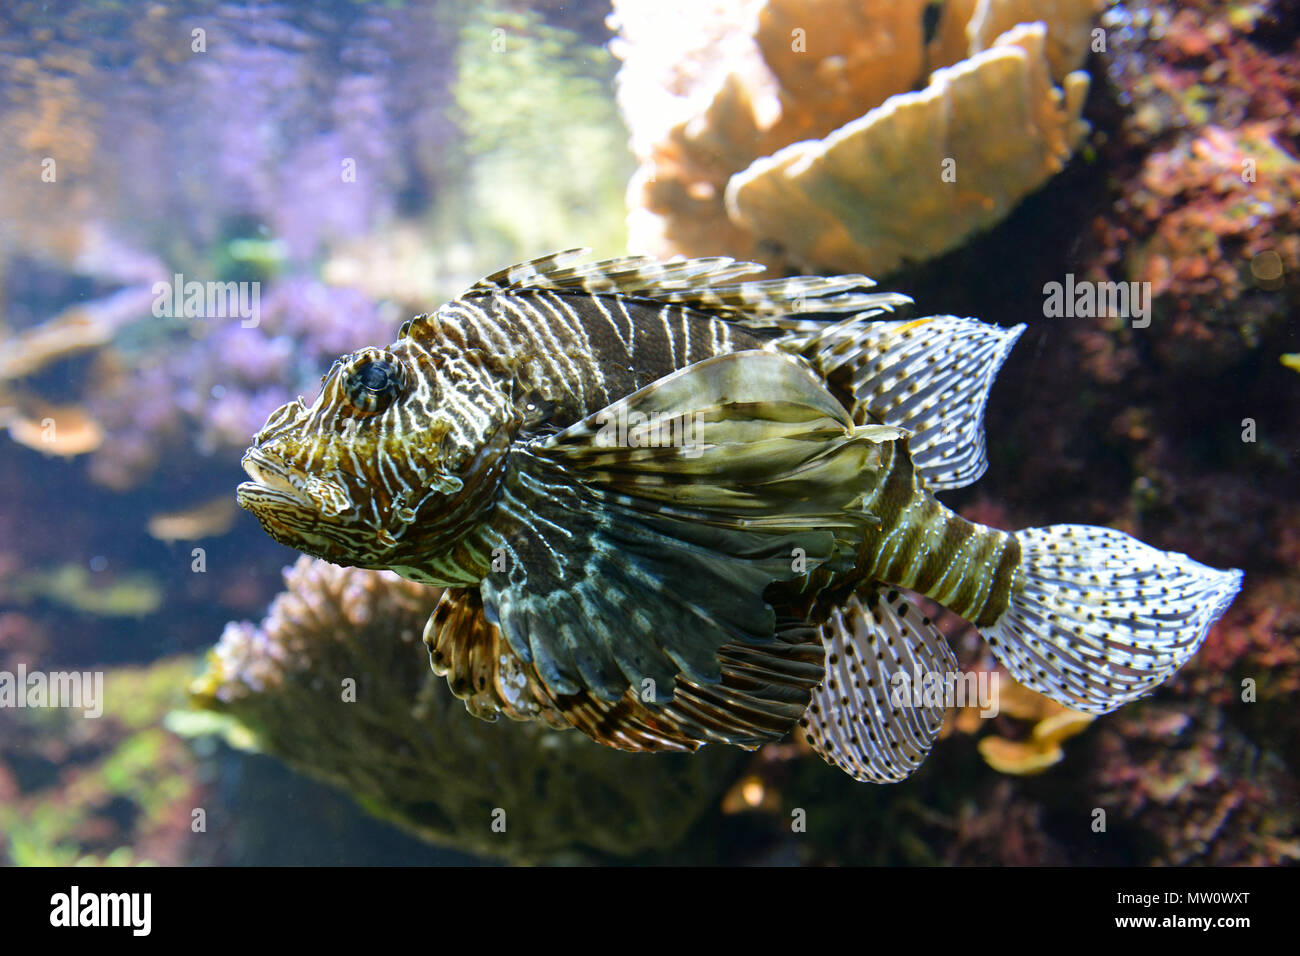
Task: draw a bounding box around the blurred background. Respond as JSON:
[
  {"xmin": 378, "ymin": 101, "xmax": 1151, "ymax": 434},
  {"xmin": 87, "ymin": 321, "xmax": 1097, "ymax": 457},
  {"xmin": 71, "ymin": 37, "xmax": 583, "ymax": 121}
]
[{"xmin": 0, "ymin": 0, "xmax": 1296, "ymax": 866}]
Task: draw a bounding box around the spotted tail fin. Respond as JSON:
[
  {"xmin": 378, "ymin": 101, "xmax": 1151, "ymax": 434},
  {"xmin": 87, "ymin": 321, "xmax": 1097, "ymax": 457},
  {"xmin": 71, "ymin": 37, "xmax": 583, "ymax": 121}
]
[{"xmin": 982, "ymin": 525, "xmax": 1242, "ymax": 714}]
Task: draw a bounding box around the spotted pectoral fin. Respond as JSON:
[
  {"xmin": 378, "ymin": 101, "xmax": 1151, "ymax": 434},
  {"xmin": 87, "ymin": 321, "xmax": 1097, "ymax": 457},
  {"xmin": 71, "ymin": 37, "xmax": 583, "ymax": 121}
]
[
  {"xmin": 480, "ymin": 351, "xmax": 898, "ymax": 706},
  {"xmin": 423, "ymin": 587, "xmax": 568, "ymax": 729},
  {"xmin": 803, "ymin": 587, "xmax": 958, "ymax": 783},
  {"xmin": 794, "ymin": 315, "xmax": 1025, "ymax": 491}
]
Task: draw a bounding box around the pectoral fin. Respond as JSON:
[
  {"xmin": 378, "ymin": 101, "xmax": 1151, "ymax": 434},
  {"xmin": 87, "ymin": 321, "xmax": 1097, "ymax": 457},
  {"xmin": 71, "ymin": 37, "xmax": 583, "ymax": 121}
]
[
  {"xmin": 479, "ymin": 350, "xmax": 899, "ymax": 705},
  {"xmin": 428, "ymin": 586, "xmax": 826, "ymax": 751}
]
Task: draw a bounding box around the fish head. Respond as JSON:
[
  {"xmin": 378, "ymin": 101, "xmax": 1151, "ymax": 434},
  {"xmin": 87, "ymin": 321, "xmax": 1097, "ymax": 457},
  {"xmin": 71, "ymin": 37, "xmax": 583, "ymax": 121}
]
[{"xmin": 237, "ymin": 341, "xmax": 513, "ymax": 576}]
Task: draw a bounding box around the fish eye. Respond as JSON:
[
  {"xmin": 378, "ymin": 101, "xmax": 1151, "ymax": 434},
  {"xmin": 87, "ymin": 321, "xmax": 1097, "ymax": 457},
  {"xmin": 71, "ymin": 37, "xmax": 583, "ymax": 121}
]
[{"xmin": 342, "ymin": 352, "xmax": 407, "ymax": 412}]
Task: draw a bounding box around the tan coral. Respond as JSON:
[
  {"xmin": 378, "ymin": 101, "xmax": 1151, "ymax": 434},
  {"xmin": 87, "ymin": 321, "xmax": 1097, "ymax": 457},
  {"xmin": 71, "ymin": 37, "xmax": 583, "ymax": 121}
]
[
  {"xmin": 753, "ymin": 0, "xmax": 929, "ymax": 148},
  {"xmin": 1, "ymin": 397, "xmax": 103, "ymax": 457},
  {"xmin": 725, "ymin": 23, "xmax": 1090, "ymax": 276},
  {"xmin": 146, "ymin": 497, "xmax": 240, "ymax": 542},
  {"xmin": 611, "ymin": 0, "xmax": 930, "ymax": 261},
  {"xmin": 939, "ymin": 667, "xmax": 1095, "ymax": 774},
  {"xmin": 611, "ymin": 1, "xmax": 781, "ymax": 261},
  {"xmin": 977, "ymin": 709, "xmax": 1095, "ymax": 775},
  {"xmin": 965, "ymin": 0, "xmax": 1105, "ymax": 82},
  {"xmin": 928, "ymin": 0, "xmax": 981, "ymax": 72},
  {"xmin": 0, "ymin": 289, "xmax": 156, "ymax": 460},
  {"xmin": 614, "ymin": 0, "xmax": 1100, "ymax": 272},
  {"xmin": 0, "ymin": 308, "xmax": 113, "ymax": 383},
  {"xmin": 0, "ymin": 287, "xmax": 157, "ymax": 383},
  {"xmin": 976, "ymin": 676, "xmax": 1096, "ymax": 775}
]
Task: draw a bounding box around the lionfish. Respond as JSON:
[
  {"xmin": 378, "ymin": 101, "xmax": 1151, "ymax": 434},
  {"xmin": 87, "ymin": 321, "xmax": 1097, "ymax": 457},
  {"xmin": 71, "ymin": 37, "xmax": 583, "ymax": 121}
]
[{"xmin": 237, "ymin": 250, "xmax": 1242, "ymax": 782}]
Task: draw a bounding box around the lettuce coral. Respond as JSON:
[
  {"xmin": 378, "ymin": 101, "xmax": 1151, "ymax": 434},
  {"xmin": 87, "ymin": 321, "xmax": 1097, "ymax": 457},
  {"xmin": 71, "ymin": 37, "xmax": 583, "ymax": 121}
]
[
  {"xmin": 612, "ymin": 0, "xmax": 1101, "ymax": 274},
  {"xmin": 727, "ymin": 22, "xmax": 1090, "ymax": 275}
]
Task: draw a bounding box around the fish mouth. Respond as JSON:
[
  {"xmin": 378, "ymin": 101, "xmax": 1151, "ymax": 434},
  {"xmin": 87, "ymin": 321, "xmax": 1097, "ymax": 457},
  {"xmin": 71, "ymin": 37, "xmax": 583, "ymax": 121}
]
[{"xmin": 236, "ymin": 446, "xmax": 312, "ymax": 511}]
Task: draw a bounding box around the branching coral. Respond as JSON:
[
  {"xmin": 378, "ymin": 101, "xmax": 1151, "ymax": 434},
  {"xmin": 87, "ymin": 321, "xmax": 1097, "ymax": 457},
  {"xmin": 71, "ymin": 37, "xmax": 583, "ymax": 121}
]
[{"xmin": 191, "ymin": 557, "xmax": 742, "ymax": 863}]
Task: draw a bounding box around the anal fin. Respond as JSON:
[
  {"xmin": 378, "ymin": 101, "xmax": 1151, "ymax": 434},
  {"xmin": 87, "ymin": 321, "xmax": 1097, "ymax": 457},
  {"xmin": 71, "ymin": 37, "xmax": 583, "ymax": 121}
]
[{"xmin": 802, "ymin": 586, "xmax": 958, "ymax": 783}]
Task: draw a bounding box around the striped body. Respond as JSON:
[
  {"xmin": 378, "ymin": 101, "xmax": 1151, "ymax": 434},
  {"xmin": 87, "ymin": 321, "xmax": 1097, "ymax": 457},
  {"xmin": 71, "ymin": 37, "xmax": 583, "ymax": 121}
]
[
  {"xmin": 407, "ymin": 290, "xmax": 762, "ymax": 431},
  {"xmin": 401, "ymin": 289, "xmax": 1019, "ymax": 621},
  {"xmin": 854, "ymin": 441, "xmax": 1021, "ymax": 627}
]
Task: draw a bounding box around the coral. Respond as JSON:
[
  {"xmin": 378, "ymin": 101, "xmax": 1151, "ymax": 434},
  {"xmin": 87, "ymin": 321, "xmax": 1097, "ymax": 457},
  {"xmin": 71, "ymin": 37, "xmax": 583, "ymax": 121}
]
[
  {"xmin": 611, "ymin": 0, "xmax": 929, "ymax": 264},
  {"xmin": 0, "ymin": 289, "xmax": 145, "ymax": 469},
  {"xmin": 145, "ymin": 497, "xmax": 240, "ymax": 544},
  {"xmin": 975, "ymin": 687, "xmax": 1095, "ymax": 775},
  {"xmin": 727, "ymin": 23, "xmax": 1090, "ymax": 275},
  {"xmin": 1086, "ymin": 0, "xmax": 1300, "ymax": 377},
  {"xmin": 753, "ymin": 0, "xmax": 930, "ymax": 145},
  {"xmin": 0, "ymin": 0, "xmax": 459, "ymax": 271},
  {"xmin": 1092, "ymin": 702, "xmax": 1300, "ymax": 865},
  {"xmin": 940, "ymin": 781, "xmax": 1075, "ymax": 864},
  {"xmin": 961, "ymin": 0, "xmax": 1104, "ymax": 80},
  {"xmin": 0, "ymin": 656, "xmax": 212, "ymax": 866},
  {"xmin": 0, "ymin": 287, "xmax": 157, "ymax": 461},
  {"xmin": 1121, "ymin": 122, "xmax": 1300, "ymax": 373},
  {"xmin": 0, "ymin": 31, "xmax": 103, "ymax": 270},
  {"xmin": 0, "ymin": 288, "xmax": 156, "ymax": 382},
  {"xmin": 1, "ymin": 399, "xmax": 102, "ymax": 457},
  {"xmin": 1170, "ymin": 569, "xmax": 1300, "ymax": 771},
  {"xmin": 191, "ymin": 557, "xmax": 743, "ymax": 863},
  {"xmin": 612, "ymin": 0, "xmax": 1099, "ymax": 273},
  {"xmin": 82, "ymin": 279, "xmax": 395, "ymax": 490}
]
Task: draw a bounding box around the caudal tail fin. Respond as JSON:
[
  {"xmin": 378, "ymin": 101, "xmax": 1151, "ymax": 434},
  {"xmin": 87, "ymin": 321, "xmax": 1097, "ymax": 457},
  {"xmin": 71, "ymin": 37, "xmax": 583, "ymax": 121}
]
[{"xmin": 981, "ymin": 525, "xmax": 1242, "ymax": 714}]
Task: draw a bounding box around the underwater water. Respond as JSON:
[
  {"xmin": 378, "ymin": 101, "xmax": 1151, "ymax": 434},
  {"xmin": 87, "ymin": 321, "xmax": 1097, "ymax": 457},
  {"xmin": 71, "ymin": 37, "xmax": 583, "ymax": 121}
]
[{"xmin": 0, "ymin": 0, "xmax": 1297, "ymax": 870}]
